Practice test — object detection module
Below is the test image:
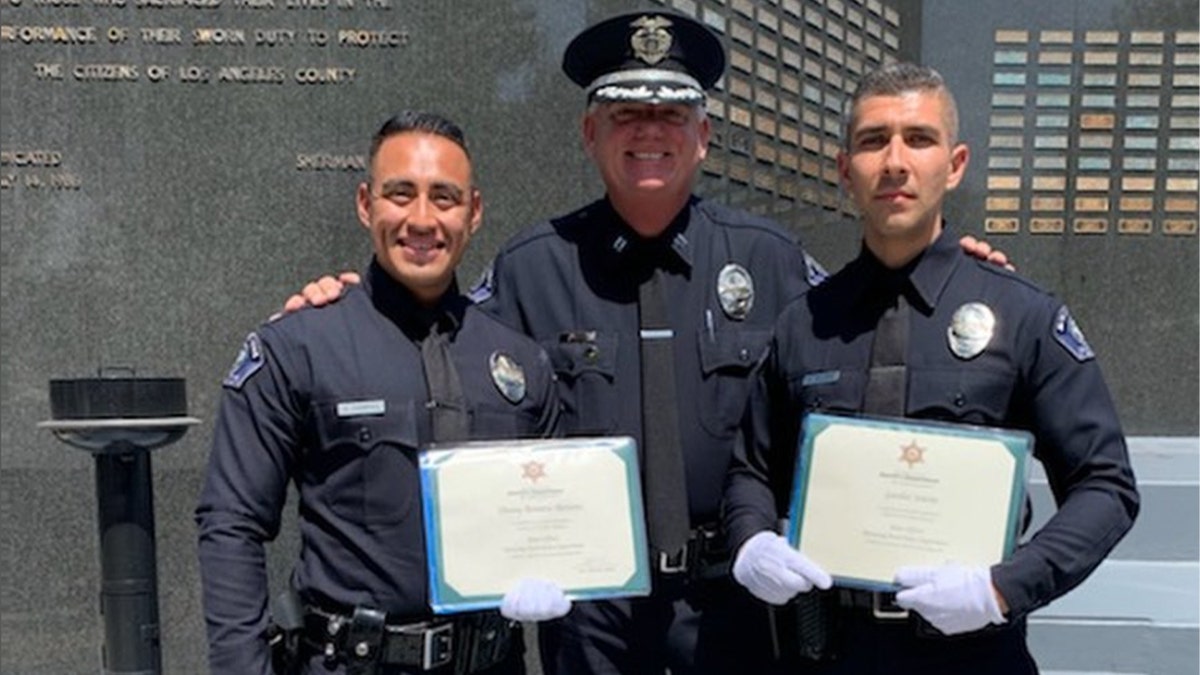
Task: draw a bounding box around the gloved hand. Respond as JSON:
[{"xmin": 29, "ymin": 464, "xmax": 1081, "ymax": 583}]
[
  {"xmin": 894, "ymin": 564, "xmax": 1006, "ymax": 635},
  {"xmin": 732, "ymin": 531, "xmax": 833, "ymax": 605},
  {"xmin": 499, "ymin": 578, "xmax": 572, "ymax": 622}
]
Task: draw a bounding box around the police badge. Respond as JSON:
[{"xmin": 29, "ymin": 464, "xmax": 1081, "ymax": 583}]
[
  {"xmin": 630, "ymin": 15, "xmax": 673, "ymax": 65},
  {"xmin": 717, "ymin": 263, "xmax": 754, "ymax": 320},
  {"xmin": 489, "ymin": 351, "xmax": 526, "ymax": 404},
  {"xmin": 947, "ymin": 302, "xmax": 995, "ymax": 360}
]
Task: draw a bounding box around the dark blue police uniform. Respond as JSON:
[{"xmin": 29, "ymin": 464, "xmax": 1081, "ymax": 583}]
[
  {"xmin": 197, "ymin": 261, "xmax": 559, "ymax": 675},
  {"xmin": 475, "ymin": 196, "xmax": 818, "ymax": 673},
  {"xmin": 725, "ymin": 228, "xmax": 1140, "ymax": 674}
]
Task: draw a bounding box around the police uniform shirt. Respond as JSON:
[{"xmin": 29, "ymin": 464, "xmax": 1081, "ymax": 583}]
[
  {"xmin": 196, "ymin": 260, "xmax": 559, "ymax": 673},
  {"xmin": 475, "ymin": 195, "xmax": 815, "ymax": 525},
  {"xmin": 724, "ymin": 227, "xmax": 1139, "ymax": 621}
]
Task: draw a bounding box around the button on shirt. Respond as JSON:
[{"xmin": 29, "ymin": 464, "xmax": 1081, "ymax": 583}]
[
  {"xmin": 724, "ymin": 228, "xmax": 1139, "ymax": 620},
  {"xmin": 477, "ymin": 196, "xmax": 813, "ymax": 524},
  {"xmin": 196, "ymin": 261, "xmax": 560, "ymax": 674}
]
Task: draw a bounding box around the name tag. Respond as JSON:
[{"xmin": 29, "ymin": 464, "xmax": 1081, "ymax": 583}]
[
  {"xmin": 801, "ymin": 370, "xmax": 840, "ymax": 386},
  {"xmin": 337, "ymin": 399, "xmax": 386, "ymax": 417}
]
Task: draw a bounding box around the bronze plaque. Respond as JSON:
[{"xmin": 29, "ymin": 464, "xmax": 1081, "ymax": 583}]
[
  {"xmin": 1076, "ymin": 176, "xmax": 1111, "ymax": 191},
  {"xmin": 985, "ymin": 218, "xmax": 1020, "ymax": 233},
  {"xmin": 1166, "ymin": 197, "xmax": 1199, "ymax": 212},
  {"xmin": 1167, "ymin": 178, "xmax": 1200, "ymax": 192},
  {"xmin": 1075, "ymin": 197, "xmax": 1111, "ymax": 212},
  {"xmin": 986, "ymin": 196, "xmax": 1020, "ymax": 211},
  {"xmin": 988, "ymin": 175, "xmax": 1022, "ymax": 190},
  {"xmin": 1032, "ymin": 176, "xmax": 1067, "ymax": 191},
  {"xmin": 1123, "ymin": 177, "xmax": 1157, "ymax": 191},
  {"xmin": 1030, "ymin": 218, "xmax": 1066, "ymax": 234},
  {"xmin": 1164, "ymin": 220, "xmax": 1199, "ymax": 235},
  {"xmin": 1073, "ymin": 218, "xmax": 1110, "ymax": 234},
  {"xmin": 1032, "ymin": 196, "xmax": 1066, "ymax": 211},
  {"xmin": 1080, "ymin": 114, "xmax": 1115, "ymax": 130},
  {"xmin": 1120, "ymin": 196, "xmax": 1155, "ymax": 212},
  {"xmin": 1119, "ymin": 219, "xmax": 1154, "ymax": 234}
]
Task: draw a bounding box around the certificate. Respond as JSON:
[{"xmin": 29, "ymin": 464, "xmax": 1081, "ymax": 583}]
[
  {"xmin": 420, "ymin": 437, "xmax": 650, "ymax": 614},
  {"xmin": 786, "ymin": 413, "xmax": 1031, "ymax": 591}
]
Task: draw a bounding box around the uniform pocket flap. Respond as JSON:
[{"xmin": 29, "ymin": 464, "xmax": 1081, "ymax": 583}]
[
  {"xmin": 543, "ymin": 332, "xmax": 619, "ymax": 380},
  {"xmin": 698, "ymin": 328, "xmax": 771, "ymax": 376},
  {"xmin": 312, "ymin": 398, "xmax": 420, "ymax": 451}
]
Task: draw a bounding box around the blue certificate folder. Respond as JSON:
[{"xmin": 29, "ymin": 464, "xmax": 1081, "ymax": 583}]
[
  {"xmin": 785, "ymin": 413, "xmax": 1032, "ymax": 591},
  {"xmin": 420, "ymin": 437, "xmax": 650, "ymax": 614}
]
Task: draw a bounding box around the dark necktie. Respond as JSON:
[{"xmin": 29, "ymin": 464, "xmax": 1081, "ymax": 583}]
[
  {"xmin": 638, "ymin": 268, "xmax": 690, "ymax": 564},
  {"xmin": 421, "ymin": 317, "xmax": 469, "ymax": 443},
  {"xmin": 862, "ymin": 283, "xmax": 910, "ymax": 417}
]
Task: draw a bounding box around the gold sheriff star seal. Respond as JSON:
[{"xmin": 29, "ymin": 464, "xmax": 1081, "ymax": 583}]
[
  {"xmin": 899, "ymin": 440, "xmax": 925, "ymax": 468},
  {"xmin": 521, "ymin": 460, "xmax": 547, "ymax": 483}
]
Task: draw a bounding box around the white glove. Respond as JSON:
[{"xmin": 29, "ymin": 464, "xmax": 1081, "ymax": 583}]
[
  {"xmin": 732, "ymin": 531, "xmax": 833, "ymax": 605},
  {"xmin": 894, "ymin": 564, "xmax": 1006, "ymax": 635},
  {"xmin": 499, "ymin": 578, "xmax": 572, "ymax": 622}
]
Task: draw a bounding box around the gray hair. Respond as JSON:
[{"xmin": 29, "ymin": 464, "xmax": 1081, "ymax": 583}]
[{"xmin": 842, "ymin": 62, "xmax": 960, "ymax": 148}]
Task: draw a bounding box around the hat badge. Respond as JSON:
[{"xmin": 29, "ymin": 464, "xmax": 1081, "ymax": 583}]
[
  {"xmin": 947, "ymin": 302, "xmax": 995, "ymax": 360},
  {"xmin": 630, "ymin": 15, "xmax": 673, "ymax": 65},
  {"xmin": 717, "ymin": 263, "xmax": 754, "ymax": 320},
  {"xmin": 489, "ymin": 351, "xmax": 526, "ymax": 404}
]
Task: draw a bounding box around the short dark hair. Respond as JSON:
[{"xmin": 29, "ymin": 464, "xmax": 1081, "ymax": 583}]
[
  {"xmin": 843, "ymin": 62, "xmax": 960, "ymax": 147},
  {"xmin": 367, "ymin": 110, "xmax": 471, "ymax": 171}
]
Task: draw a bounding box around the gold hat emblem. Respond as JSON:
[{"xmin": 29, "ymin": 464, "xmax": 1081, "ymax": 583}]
[{"xmin": 630, "ymin": 15, "xmax": 673, "ymax": 65}]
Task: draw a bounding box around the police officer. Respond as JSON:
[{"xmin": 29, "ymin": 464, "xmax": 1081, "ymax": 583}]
[
  {"xmin": 466, "ymin": 12, "xmax": 820, "ymax": 674},
  {"xmin": 724, "ymin": 62, "xmax": 1140, "ymax": 674},
  {"xmin": 195, "ymin": 111, "xmax": 570, "ymax": 675}
]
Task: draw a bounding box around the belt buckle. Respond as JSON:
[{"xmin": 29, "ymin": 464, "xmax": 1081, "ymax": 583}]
[
  {"xmin": 871, "ymin": 591, "xmax": 909, "ymax": 621},
  {"xmin": 657, "ymin": 545, "xmax": 690, "ymax": 574},
  {"xmin": 422, "ymin": 622, "xmax": 453, "ymax": 671}
]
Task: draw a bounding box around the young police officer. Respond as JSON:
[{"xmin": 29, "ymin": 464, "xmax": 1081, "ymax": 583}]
[
  {"xmin": 196, "ymin": 111, "xmax": 568, "ymax": 675},
  {"xmin": 724, "ymin": 62, "xmax": 1140, "ymax": 674}
]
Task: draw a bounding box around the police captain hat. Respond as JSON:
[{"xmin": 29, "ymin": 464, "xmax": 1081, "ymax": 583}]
[{"xmin": 562, "ymin": 11, "xmax": 725, "ymax": 106}]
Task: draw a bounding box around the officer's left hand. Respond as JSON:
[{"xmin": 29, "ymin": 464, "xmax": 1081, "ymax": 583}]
[
  {"xmin": 958, "ymin": 236, "xmax": 1015, "ymax": 271},
  {"xmin": 499, "ymin": 578, "xmax": 572, "ymax": 622},
  {"xmin": 893, "ymin": 564, "xmax": 1007, "ymax": 635}
]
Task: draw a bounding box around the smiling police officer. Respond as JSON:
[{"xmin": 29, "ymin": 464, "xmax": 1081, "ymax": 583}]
[{"xmin": 196, "ymin": 111, "xmax": 567, "ymax": 675}]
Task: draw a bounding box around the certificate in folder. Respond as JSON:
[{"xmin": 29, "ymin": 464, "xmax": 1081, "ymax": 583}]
[
  {"xmin": 420, "ymin": 436, "xmax": 650, "ymax": 614},
  {"xmin": 786, "ymin": 413, "xmax": 1031, "ymax": 591}
]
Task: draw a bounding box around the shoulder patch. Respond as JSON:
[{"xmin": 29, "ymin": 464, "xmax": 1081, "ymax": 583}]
[
  {"xmin": 1052, "ymin": 306, "xmax": 1095, "ymax": 362},
  {"xmin": 468, "ymin": 261, "xmax": 495, "ymax": 304},
  {"xmin": 223, "ymin": 332, "xmax": 265, "ymax": 389},
  {"xmin": 804, "ymin": 251, "xmax": 829, "ymax": 287}
]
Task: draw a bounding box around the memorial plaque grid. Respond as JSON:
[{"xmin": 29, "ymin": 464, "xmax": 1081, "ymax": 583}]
[{"xmin": 984, "ymin": 28, "xmax": 1200, "ymax": 236}]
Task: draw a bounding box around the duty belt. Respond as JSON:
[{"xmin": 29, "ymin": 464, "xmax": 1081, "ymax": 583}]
[
  {"xmin": 655, "ymin": 523, "xmax": 730, "ymax": 581},
  {"xmin": 303, "ymin": 605, "xmax": 513, "ymax": 673}
]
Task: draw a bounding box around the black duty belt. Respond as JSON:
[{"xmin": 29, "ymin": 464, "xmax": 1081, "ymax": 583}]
[
  {"xmin": 303, "ymin": 605, "xmax": 513, "ymax": 672},
  {"xmin": 655, "ymin": 523, "xmax": 731, "ymax": 581}
]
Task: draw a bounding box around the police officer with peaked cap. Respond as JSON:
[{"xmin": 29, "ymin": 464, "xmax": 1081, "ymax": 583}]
[
  {"xmin": 471, "ymin": 11, "xmax": 821, "ymax": 674},
  {"xmin": 723, "ymin": 62, "xmax": 1139, "ymax": 674},
  {"xmin": 195, "ymin": 111, "xmax": 567, "ymax": 675}
]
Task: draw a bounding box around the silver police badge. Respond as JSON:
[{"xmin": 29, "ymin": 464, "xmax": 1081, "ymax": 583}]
[
  {"xmin": 947, "ymin": 302, "xmax": 996, "ymax": 360},
  {"xmin": 630, "ymin": 15, "xmax": 673, "ymax": 65},
  {"xmin": 717, "ymin": 263, "xmax": 754, "ymax": 320},
  {"xmin": 489, "ymin": 351, "xmax": 526, "ymax": 404}
]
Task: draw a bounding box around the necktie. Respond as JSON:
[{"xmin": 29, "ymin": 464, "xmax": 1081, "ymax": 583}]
[
  {"xmin": 638, "ymin": 268, "xmax": 690, "ymax": 565},
  {"xmin": 421, "ymin": 317, "xmax": 470, "ymax": 443},
  {"xmin": 862, "ymin": 284, "xmax": 910, "ymax": 417}
]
